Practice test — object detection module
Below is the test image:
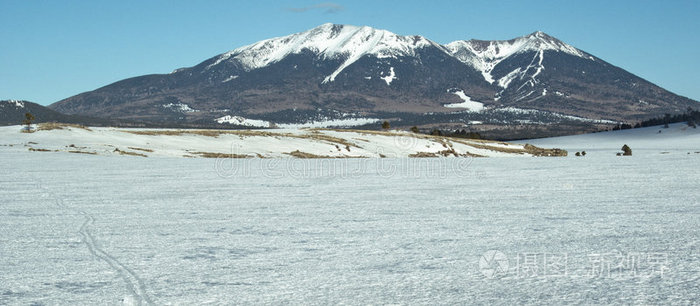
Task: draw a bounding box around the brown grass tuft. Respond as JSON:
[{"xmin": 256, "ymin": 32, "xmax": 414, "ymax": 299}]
[
  {"xmin": 125, "ymin": 130, "xmax": 185, "ymax": 136},
  {"xmin": 127, "ymin": 147, "xmax": 154, "ymax": 153},
  {"xmin": 191, "ymin": 151, "xmax": 251, "ymax": 158},
  {"xmin": 285, "ymin": 150, "xmax": 331, "ymax": 158},
  {"xmin": 523, "ymin": 144, "xmax": 568, "ymax": 157},
  {"xmin": 408, "ymin": 152, "xmax": 439, "ymax": 158},
  {"xmin": 68, "ymin": 150, "xmax": 97, "ymax": 155},
  {"xmin": 37, "ymin": 122, "xmax": 92, "ymax": 131},
  {"xmin": 28, "ymin": 148, "xmax": 55, "ymax": 152},
  {"xmin": 114, "ymin": 148, "xmax": 148, "ymax": 157}
]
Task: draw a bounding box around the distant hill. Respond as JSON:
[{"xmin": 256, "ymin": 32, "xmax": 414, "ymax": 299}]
[
  {"xmin": 0, "ymin": 100, "xmax": 124, "ymax": 126},
  {"xmin": 1, "ymin": 100, "xmax": 76, "ymax": 125}
]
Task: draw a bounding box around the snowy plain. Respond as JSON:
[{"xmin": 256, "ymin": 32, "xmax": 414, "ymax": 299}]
[
  {"xmin": 0, "ymin": 125, "xmax": 534, "ymax": 158},
  {"xmin": 1, "ymin": 124, "xmax": 699, "ymax": 304}
]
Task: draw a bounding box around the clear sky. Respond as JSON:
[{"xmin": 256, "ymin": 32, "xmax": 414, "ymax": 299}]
[{"xmin": 1, "ymin": 0, "xmax": 699, "ymax": 105}]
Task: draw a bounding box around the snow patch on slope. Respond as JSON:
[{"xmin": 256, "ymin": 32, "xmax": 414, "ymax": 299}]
[
  {"xmin": 216, "ymin": 115, "xmax": 272, "ymax": 128},
  {"xmin": 380, "ymin": 67, "xmax": 396, "ymax": 85},
  {"xmin": 222, "ymin": 75, "xmax": 239, "ymax": 83},
  {"xmin": 493, "ymin": 107, "xmax": 617, "ymax": 124},
  {"xmin": 497, "ymin": 68, "xmax": 524, "ymax": 89},
  {"xmin": 162, "ymin": 103, "xmax": 198, "ymax": 113},
  {"xmin": 443, "ymin": 90, "xmax": 484, "ymax": 112},
  {"xmin": 277, "ymin": 118, "xmax": 381, "ymax": 129},
  {"xmin": 216, "ymin": 115, "xmax": 380, "ymax": 129},
  {"xmin": 2, "ymin": 100, "xmax": 25, "ymax": 108}
]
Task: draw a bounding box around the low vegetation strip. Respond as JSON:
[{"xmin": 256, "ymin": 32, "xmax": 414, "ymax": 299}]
[
  {"xmin": 127, "ymin": 147, "xmax": 154, "ymax": 153},
  {"xmin": 37, "ymin": 122, "xmax": 92, "ymax": 131},
  {"xmin": 523, "ymin": 144, "xmax": 568, "ymax": 157},
  {"xmin": 114, "ymin": 148, "xmax": 148, "ymax": 157},
  {"xmin": 191, "ymin": 151, "xmax": 252, "ymax": 158},
  {"xmin": 28, "ymin": 147, "xmax": 56, "ymax": 152},
  {"xmin": 124, "ymin": 129, "xmax": 289, "ymax": 138},
  {"xmin": 68, "ymin": 150, "xmax": 97, "ymax": 155},
  {"xmin": 284, "ymin": 150, "xmax": 332, "ymax": 159}
]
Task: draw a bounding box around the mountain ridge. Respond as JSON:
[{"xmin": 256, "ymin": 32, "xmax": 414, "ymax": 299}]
[{"xmin": 48, "ymin": 23, "xmax": 698, "ymax": 138}]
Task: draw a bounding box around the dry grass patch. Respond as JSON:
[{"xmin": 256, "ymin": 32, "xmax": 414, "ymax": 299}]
[
  {"xmin": 128, "ymin": 147, "xmax": 154, "ymax": 152},
  {"xmin": 285, "ymin": 150, "xmax": 333, "ymax": 158},
  {"xmin": 408, "ymin": 152, "xmax": 439, "ymax": 158},
  {"xmin": 37, "ymin": 122, "xmax": 92, "ymax": 131},
  {"xmin": 114, "ymin": 148, "xmax": 148, "ymax": 157},
  {"xmin": 463, "ymin": 151, "xmax": 487, "ymax": 158},
  {"xmin": 28, "ymin": 148, "xmax": 56, "ymax": 152},
  {"xmin": 523, "ymin": 144, "xmax": 568, "ymax": 157},
  {"xmin": 226, "ymin": 130, "xmax": 288, "ymax": 138},
  {"xmin": 68, "ymin": 150, "xmax": 97, "ymax": 155},
  {"xmin": 192, "ymin": 151, "xmax": 252, "ymax": 158},
  {"xmin": 125, "ymin": 130, "xmax": 186, "ymax": 136},
  {"xmin": 296, "ymin": 133, "xmax": 359, "ymax": 150},
  {"xmin": 125, "ymin": 129, "xmax": 289, "ymax": 139},
  {"xmin": 459, "ymin": 142, "xmax": 528, "ymax": 154}
]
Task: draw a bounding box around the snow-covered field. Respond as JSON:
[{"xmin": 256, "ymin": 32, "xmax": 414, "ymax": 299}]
[
  {"xmin": 1, "ymin": 124, "xmax": 698, "ymax": 304},
  {"xmin": 0, "ymin": 125, "xmax": 547, "ymax": 158},
  {"xmin": 521, "ymin": 122, "xmax": 700, "ymax": 156}
]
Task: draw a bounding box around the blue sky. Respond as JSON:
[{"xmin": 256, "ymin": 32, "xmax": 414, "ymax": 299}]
[{"xmin": 1, "ymin": 0, "xmax": 699, "ymax": 105}]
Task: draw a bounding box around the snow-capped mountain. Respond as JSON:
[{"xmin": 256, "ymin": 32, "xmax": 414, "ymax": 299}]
[
  {"xmin": 446, "ymin": 31, "xmax": 593, "ymax": 85},
  {"xmin": 209, "ymin": 23, "xmax": 446, "ymax": 84},
  {"xmin": 49, "ymin": 24, "xmax": 698, "ymax": 137}
]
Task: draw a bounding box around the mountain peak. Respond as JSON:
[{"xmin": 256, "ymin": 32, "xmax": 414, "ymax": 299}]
[
  {"xmin": 527, "ymin": 30, "xmax": 549, "ymax": 38},
  {"xmin": 207, "ymin": 23, "xmax": 442, "ymax": 83},
  {"xmin": 444, "ymin": 31, "xmax": 592, "ymax": 85}
]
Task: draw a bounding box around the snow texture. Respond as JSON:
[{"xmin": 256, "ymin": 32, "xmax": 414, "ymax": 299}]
[
  {"xmin": 1, "ymin": 123, "xmax": 698, "ymax": 304},
  {"xmin": 521, "ymin": 122, "xmax": 700, "ymax": 153}
]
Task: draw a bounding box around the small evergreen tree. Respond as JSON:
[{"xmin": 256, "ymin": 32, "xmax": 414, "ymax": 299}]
[
  {"xmin": 621, "ymin": 144, "xmax": 632, "ymax": 156},
  {"xmin": 381, "ymin": 121, "xmax": 390, "ymax": 130},
  {"xmin": 23, "ymin": 113, "xmax": 34, "ymax": 131},
  {"xmin": 410, "ymin": 126, "xmax": 419, "ymax": 133}
]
